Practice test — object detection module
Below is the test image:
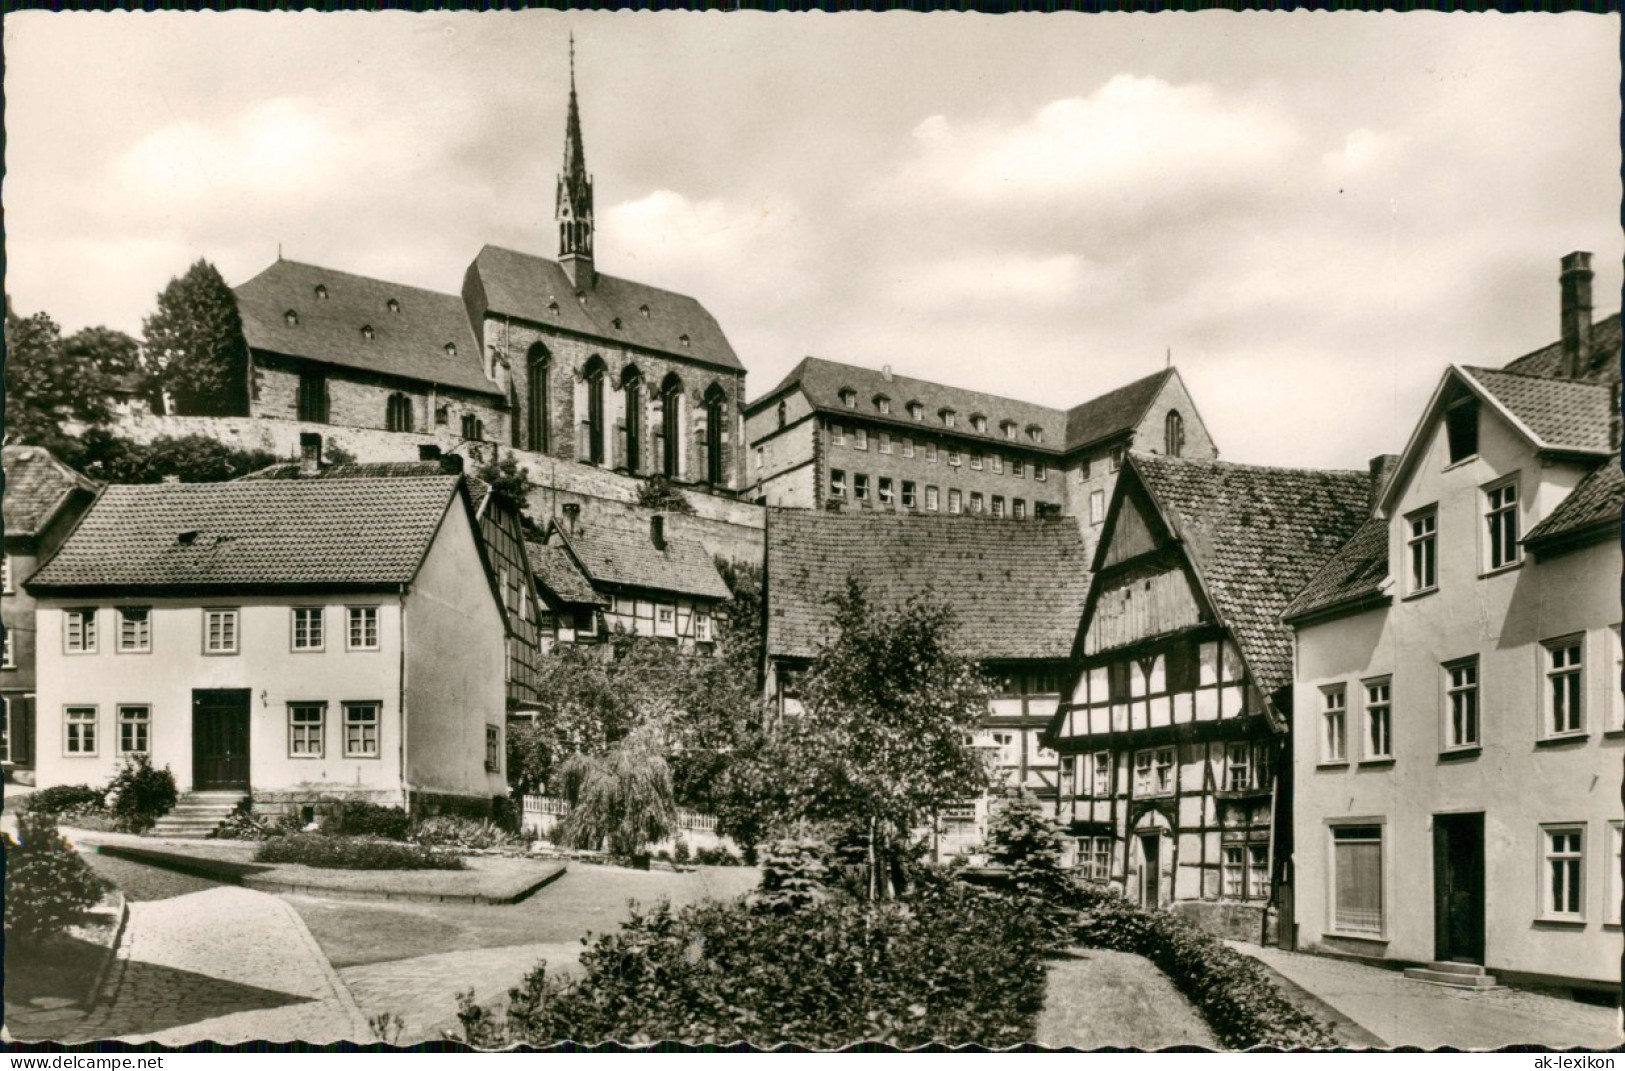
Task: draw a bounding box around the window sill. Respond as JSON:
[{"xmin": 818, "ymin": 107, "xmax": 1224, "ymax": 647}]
[
  {"xmin": 1438, "ymin": 746, "xmax": 1481, "ymax": 762},
  {"xmin": 1478, "ymin": 561, "xmax": 1523, "ymax": 580},
  {"xmin": 1357, "ymin": 757, "xmax": 1396, "ymax": 768},
  {"xmin": 1326, "ymin": 931, "xmax": 1389, "ymax": 944},
  {"xmin": 1317, "ymin": 760, "xmax": 1350, "ymax": 769},
  {"xmin": 1400, "ymin": 588, "xmax": 1438, "ymax": 603},
  {"xmin": 1603, "ymin": 728, "xmax": 1625, "ymax": 739},
  {"xmin": 1532, "ymin": 917, "xmax": 1588, "ymax": 929},
  {"xmin": 1534, "ymin": 732, "xmax": 1589, "ymax": 748}
]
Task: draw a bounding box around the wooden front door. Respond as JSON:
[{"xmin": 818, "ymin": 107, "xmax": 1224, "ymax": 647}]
[
  {"xmin": 193, "ymin": 689, "xmax": 251, "ymax": 791},
  {"xmin": 1433, "ymin": 812, "xmax": 1485, "ymax": 964},
  {"xmin": 1138, "ymin": 833, "xmax": 1162, "ymax": 909}
]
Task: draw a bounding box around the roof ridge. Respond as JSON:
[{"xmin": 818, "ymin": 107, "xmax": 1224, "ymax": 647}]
[
  {"xmin": 1131, "ymin": 450, "xmax": 1367, "ymax": 481},
  {"xmin": 254, "ymin": 259, "xmax": 463, "ymax": 302},
  {"xmin": 1463, "ymin": 364, "xmax": 1613, "ymax": 387}
]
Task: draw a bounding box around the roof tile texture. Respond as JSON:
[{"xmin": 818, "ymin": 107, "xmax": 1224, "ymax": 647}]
[
  {"xmin": 526, "ymin": 540, "xmax": 606, "ymax": 606},
  {"xmin": 1462, "ymin": 366, "xmax": 1616, "ymax": 453},
  {"xmin": 3, "ymin": 446, "xmax": 100, "ymax": 538},
  {"xmin": 1525, "ymin": 455, "xmax": 1623, "ymax": 547},
  {"xmin": 559, "ymin": 519, "xmax": 731, "ymax": 602},
  {"xmin": 765, "ymin": 509, "xmax": 1090, "ymax": 662}
]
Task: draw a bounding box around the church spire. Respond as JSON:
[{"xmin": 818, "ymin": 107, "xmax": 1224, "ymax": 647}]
[{"xmin": 556, "ymin": 33, "xmax": 595, "ymax": 289}]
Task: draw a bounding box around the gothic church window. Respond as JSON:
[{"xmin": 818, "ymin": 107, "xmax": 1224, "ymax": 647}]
[
  {"xmin": 705, "ymin": 384, "xmax": 727, "ymax": 486},
  {"xmin": 623, "ymin": 366, "xmax": 643, "ymax": 475},
  {"xmin": 527, "ymin": 345, "xmax": 551, "ymax": 453},
  {"xmin": 1166, "ymin": 410, "xmax": 1185, "ymax": 458},
  {"xmin": 584, "ymin": 357, "xmax": 607, "ymax": 464},
  {"xmin": 660, "ymin": 372, "xmax": 683, "ymax": 478},
  {"xmin": 385, "ymin": 392, "xmax": 413, "ymax": 433}
]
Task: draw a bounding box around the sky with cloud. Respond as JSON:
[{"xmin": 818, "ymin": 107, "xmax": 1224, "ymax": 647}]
[{"xmin": 4, "ymin": 12, "xmax": 1618, "ymax": 469}]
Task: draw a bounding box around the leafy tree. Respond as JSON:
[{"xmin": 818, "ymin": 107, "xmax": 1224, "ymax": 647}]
[
  {"xmin": 68, "ymin": 431, "xmax": 278, "ymax": 484},
  {"xmin": 724, "ymin": 579, "xmax": 993, "ymax": 898},
  {"xmin": 475, "ymin": 454, "xmax": 540, "ymax": 534},
  {"xmin": 555, "ymin": 729, "xmax": 677, "ymax": 858},
  {"xmin": 635, "ymin": 474, "xmax": 695, "ymax": 514},
  {"xmin": 142, "ymin": 259, "xmax": 250, "ymax": 415},
  {"xmin": 63, "ymin": 325, "xmax": 145, "ymax": 381},
  {"xmin": 3, "ymin": 306, "xmax": 115, "ymax": 451}
]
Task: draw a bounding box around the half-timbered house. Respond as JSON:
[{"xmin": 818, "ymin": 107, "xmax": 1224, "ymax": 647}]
[{"xmin": 1045, "ymin": 452, "xmax": 1371, "ymax": 938}]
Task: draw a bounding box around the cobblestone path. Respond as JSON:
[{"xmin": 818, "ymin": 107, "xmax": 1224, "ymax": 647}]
[{"xmin": 80, "ymin": 885, "xmax": 371, "ymax": 1044}]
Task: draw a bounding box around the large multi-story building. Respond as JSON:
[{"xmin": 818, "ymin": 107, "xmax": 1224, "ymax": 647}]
[
  {"xmin": 1045, "ymin": 452, "xmax": 1372, "ymax": 939},
  {"xmin": 1, "ymin": 446, "xmax": 101, "ymax": 785},
  {"xmin": 1283, "ymin": 254, "xmax": 1621, "ymax": 998},
  {"xmin": 741, "ymin": 357, "xmax": 1215, "ymax": 547},
  {"xmin": 216, "ymin": 51, "xmax": 748, "ymax": 494}
]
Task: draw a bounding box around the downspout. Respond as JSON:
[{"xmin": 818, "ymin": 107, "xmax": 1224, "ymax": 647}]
[{"xmin": 400, "ymin": 585, "xmax": 410, "ymax": 816}]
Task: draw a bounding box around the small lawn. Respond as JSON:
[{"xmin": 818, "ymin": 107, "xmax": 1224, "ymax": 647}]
[{"xmin": 1037, "ymin": 947, "xmax": 1217, "ymax": 1049}]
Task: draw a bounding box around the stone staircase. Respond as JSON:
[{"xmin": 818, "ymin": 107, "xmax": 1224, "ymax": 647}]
[
  {"xmin": 148, "ymin": 791, "xmax": 247, "ymax": 839},
  {"xmin": 1403, "ymin": 961, "xmax": 1500, "ymax": 990}
]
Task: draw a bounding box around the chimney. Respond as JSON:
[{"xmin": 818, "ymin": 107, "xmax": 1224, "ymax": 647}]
[
  {"xmin": 299, "ymin": 432, "xmax": 323, "ymax": 476},
  {"xmin": 650, "ymin": 514, "xmax": 666, "ymax": 551},
  {"xmin": 1368, "ymin": 454, "xmax": 1398, "ymax": 506},
  {"xmin": 1560, "ymin": 250, "xmax": 1594, "ymax": 378},
  {"xmin": 562, "ymin": 502, "xmax": 581, "ymax": 535},
  {"xmin": 882, "ymin": 364, "xmax": 893, "ymax": 383},
  {"xmin": 418, "ymin": 444, "xmax": 442, "ymax": 462}
]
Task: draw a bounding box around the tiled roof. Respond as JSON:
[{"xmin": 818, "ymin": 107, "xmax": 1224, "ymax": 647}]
[
  {"xmin": 557, "ymin": 518, "xmax": 731, "ymax": 602},
  {"xmin": 1499, "ymin": 312, "xmax": 1621, "ymax": 384},
  {"xmin": 1280, "ymin": 516, "xmax": 1390, "ymax": 623},
  {"xmin": 750, "ymin": 356, "xmax": 1069, "ymax": 452},
  {"xmin": 525, "ymin": 540, "xmax": 607, "ymax": 607},
  {"xmin": 1063, "ymin": 368, "xmax": 1174, "ymax": 453},
  {"xmin": 1130, "ymin": 453, "xmax": 1371, "ymax": 695},
  {"xmin": 240, "ymin": 459, "xmax": 492, "ymax": 502},
  {"xmin": 1460, "ymin": 366, "xmax": 1616, "ymax": 454},
  {"xmin": 765, "ymin": 509, "xmax": 1090, "ymax": 663},
  {"xmin": 28, "ymin": 477, "xmax": 461, "ymax": 593},
  {"xmin": 1525, "ymin": 456, "xmax": 1623, "ymax": 550},
  {"xmin": 465, "ymin": 245, "xmax": 743, "ymax": 373},
  {"xmin": 235, "ymin": 259, "xmax": 498, "ymax": 397},
  {"xmin": 2, "ymin": 446, "xmax": 100, "ymax": 539}
]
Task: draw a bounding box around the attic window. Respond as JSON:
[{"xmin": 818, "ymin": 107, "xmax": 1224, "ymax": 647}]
[
  {"xmin": 314, "ymin": 284, "xmax": 328, "ymax": 300},
  {"xmin": 940, "ymin": 409, "xmax": 956, "ymax": 428},
  {"xmin": 908, "ymin": 402, "xmax": 924, "ymax": 422},
  {"xmin": 679, "ymin": 334, "xmax": 691, "ymax": 347},
  {"xmin": 576, "ymin": 291, "xmax": 587, "ymax": 307},
  {"xmin": 1445, "ymin": 397, "xmax": 1479, "ymax": 464},
  {"xmin": 387, "ymin": 298, "xmax": 401, "ymax": 314},
  {"xmin": 284, "ymin": 310, "xmax": 299, "ymax": 327},
  {"xmin": 971, "ymin": 414, "xmax": 988, "ymax": 433},
  {"xmin": 444, "ymin": 343, "xmax": 457, "ymax": 358},
  {"xmin": 1002, "ymin": 421, "xmax": 1017, "ymax": 440},
  {"xmin": 548, "ymin": 301, "xmax": 561, "ymax": 317},
  {"xmin": 874, "ymin": 395, "xmax": 891, "ymax": 414},
  {"xmin": 177, "ymin": 530, "xmax": 200, "ymax": 546},
  {"xmin": 1027, "ymin": 425, "xmax": 1044, "ymax": 444},
  {"xmin": 839, "ymin": 389, "xmax": 857, "ymax": 409},
  {"xmin": 612, "ymin": 317, "xmax": 623, "ymax": 330},
  {"xmin": 361, "ymin": 325, "xmax": 375, "ymax": 341},
  {"xmin": 639, "ymin": 304, "xmax": 651, "ymax": 318}
]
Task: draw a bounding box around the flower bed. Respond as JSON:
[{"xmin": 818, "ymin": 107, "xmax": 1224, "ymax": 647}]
[{"xmin": 255, "ymin": 834, "xmax": 465, "ymax": 871}]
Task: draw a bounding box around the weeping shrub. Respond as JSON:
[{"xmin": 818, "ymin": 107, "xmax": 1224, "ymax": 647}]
[{"xmin": 556, "ymin": 733, "xmax": 677, "ymax": 858}]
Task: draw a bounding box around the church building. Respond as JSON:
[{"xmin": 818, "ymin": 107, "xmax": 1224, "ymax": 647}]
[{"xmin": 225, "ymin": 46, "xmax": 748, "ymax": 494}]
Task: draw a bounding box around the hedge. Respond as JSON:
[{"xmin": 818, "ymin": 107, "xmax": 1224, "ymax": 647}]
[
  {"xmin": 317, "ymin": 801, "xmax": 411, "ymax": 841},
  {"xmin": 1069, "ymin": 883, "xmax": 1335, "ymax": 1049},
  {"xmin": 3, "ymin": 812, "xmax": 110, "ymax": 946},
  {"xmin": 457, "ymin": 872, "xmax": 1045, "ymax": 1048},
  {"xmin": 255, "ymin": 834, "xmax": 465, "ymax": 871}
]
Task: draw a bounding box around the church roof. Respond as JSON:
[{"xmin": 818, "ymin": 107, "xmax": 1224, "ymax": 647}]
[
  {"xmin": 464, "ymin": 245, "xmax": 743, "ymax": 374},
  {"xmin": 1063, "ymin": 368, "xmax": 1176, "ymax": 453},
  {"xmin": 235, "ymin": 260, "xmax": 498, "ymax": 397},
  {"xmin": 764, "ymin": 509, "xmax": 1090, "ymax": 663}
]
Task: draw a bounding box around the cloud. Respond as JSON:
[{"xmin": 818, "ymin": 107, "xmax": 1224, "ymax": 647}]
[{"xmin": 897, "ymin": 75, "xmax": 1299, "ymax": 207}]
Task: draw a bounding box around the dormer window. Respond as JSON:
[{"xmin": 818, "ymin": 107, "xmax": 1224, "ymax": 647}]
[
  {"xmin": 639, "ymin": 304, "xmax": 651, "ymax": 318},
  {"xmin": 612, "ymin": 317, "xmax": 623, "ymax": 330},
  {"xmin": 284, "ymin": 310, "xmax": 299, "ymax": 327},
  {"xmin": 940, "ymin": 409, "xmax": 956, "ymax": 428},
  {"xmin": 1445, "ymin": 397, "xmax": 1479, "ymax": 464},
  {"xmin": 874, "ymin": 395, "xmax": 891, "ymax": 414},
  {"xmin": 679, "ymin": 334, "xmax": 691, "ymax": 347},
  {"xmin": 361, "ymin": 325, "xmax": 374, "ymax": 341},
  {"xmin": 386, "ymin": 298, "xmax": 401, "ymax": 314},
  {"xmin": 1002, "ymin": 422, "xmax": 1017, "ymax": 441},
  {"xmin": 314, "ymin": 284, "xmax": 328, "ymax": 300},
  {"xmin": 576, "ymin": 291, "xmax": 587, "ymax": 307},
  {"xmin": 444, "ymin": 342, "xmax": 457, "ymax": 358},
  {"xmin": 839, "ymin": 388, "xmax": 857, "ymax": 409},
  {"xmin": 908, "ymin": 402, "xmax": 925, "ymax": 422},
  {"xmin": 971, "ymin": 414, "xmax": 988, "ymax": 433},
  {"xmin": 1027, "ymin": 425, "xmax": 1043, "ymax": 444},
  {"xmin": 548, "ymin": 300, "xmax": 561, "ymax": 317}
]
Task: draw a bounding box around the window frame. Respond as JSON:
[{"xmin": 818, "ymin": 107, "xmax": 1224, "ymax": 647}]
[
  {"xmin": 877, "ymin": 477, "xmax": 894, "ymax": 507},
  {"xmin": 901, "ymin": 437, "xmax": 915, "ymax": 459},
  {"xmin": 1034, "ymin": 461, "xmax": 1047, "ymax": 482},
  {"xmin": 1539, "ymin": 823, "xmax": 1586, "ymax": 922},
  {"xmin": 1406, "ymin": 506, "xmax": 1438, "ymax": 596},
  {"xmin": 924, "ymin": 485, "xmax": 939, "ymax": 511},
  {"xmin": 1362, "ymin": 677, "xmax": 1393, "ymax": 761},
  {"xmin": 969, "ymin": 450, "xmax": 983, "ymax": 471},
  {"xmin": 854, "ymin": 473, "xmax": 871, "ymax": 502},
  {"xmin": 991, "ymin": 495, "xmax": 1005, "ymax": 518},
  {"xmin": 970, "ymin": 491, "xmax": 984, "ymax": 514},
  {"xmin": 830, "ymin": 468, "xmax": 847, "ymax": 498},
  {"xmin": 117, "ymin": 704, "xmax": 151, "ymax": 756},
  {"xmin": 202, "ymin": 607, "xmax": 240, "ymax": 656},
  {"xmin": 342, "ymin": 701, "xmax": 382, "ymax": 759},
  {"xmin": 947, "ymin": 488, "xmax": 963, "ymax": 514},
  {"xmin": 1320, "ymin": 684, "xmax": 1348, "ymax": 765},
  {"xmin": 346, "ymin": 606, "xmax": 381, "ymax": 652},
  {"xmin": 1328, "ymin": 820, "xmax": 1386, "ymax": 939},
  {"xmin": 1483, "ymin": 476, "xmax": 1522, "ymax": 573},
  {"xmin": 288, "ymin": 702, "xmax": 327, "ymax": 759},
  {"xmin": 485, "ymin": 724, "xmax": 502, "ymax": 773},
  {"xmin": 853, "ymin": 426, "xmax": 868, "ymax": 452},
  {"xmin": 64, "ymin": 607, "xmax": 99, "ymax": 655},
  {"xmin": 1541, "ymin": 635, "xmax": 1585, "ymax": 739},
  {"xmin": 878, "ymin": 431, "xmax": 892, "ymax": 454},
  {"xmin": 902, "ymin": 481, "xmax": 917, "ymax": 509},
  {"xmin": 64, "ymin": 704, "xmax": 98, "ymax": 756},
  {"xmin": 116, "ymin": 607, "xmax": 152, "ymax": 654},
  {"xmin": 1443, "ymin": 656, "xmax": 1480, "ymax": 751},
  {"xmin": 1013, "ymin": 499, "xmax": 1026, "ymax": 520},
  {"xmin": 1, "ymin": 555, "xmax": 11, "ymax": 594},
  {"xmin": 1607, "ymin": 820, "xmax": 1622, "ymax": 927},
  {"xmin": 1089, "ymin": 490, "xmax": 1105, "ymax": 525},
  {"xmin": 291, "ymin": 606, "xmax": 326, "ymax": 653}
]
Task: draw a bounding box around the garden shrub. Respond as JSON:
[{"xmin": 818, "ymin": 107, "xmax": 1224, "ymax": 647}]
[
  {"xmin": 255, "ymin": 834, "xmax": 464, "ymax": 871},
  {"xmin": 979, "ymin": 795, "xmax": 1078, "ymax": 948},
  {"xmin": 318, "ymin": 801, "xmax": 411, "ymax": 840},
  {"xmin": 104, "ymin": 754, "xmax": 178, "ymax": 832},
  {"xmin": 1068, "ymin": 883, "xmax": 1334, "ymax": 1049},
  {"xmin": 752, "ymin": 838, "xmax": 831, "ymax": 912},
  {"xmin": 3, "ymin": 813, "xmax": 110, "ymax": 946},
  {"xmin": 22, "ymin": 784, "xmax": 104, "ymax": 817},
  {"xmin": 211, "ymin": 805, "xmax": 302, "ymax": 841},
  {"xmin": 457, "ymin": 878, "xmax": 1045, "ymax": 1048},
  {"xmin": 692, "ymin": 844, "xmax": 743, "ymax": 867},
  {"xmin": 671, "ymin": 841, "xmax": 691, "ymax": 865},
  {"xmin": 409, "ymin": 816, "xmax": 518, "ymax": 851}
]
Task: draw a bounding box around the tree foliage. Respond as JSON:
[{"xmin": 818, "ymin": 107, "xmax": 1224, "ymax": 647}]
[
  {"xmin": 555, "ymin": 729, "xmax": 677, "ymax": 857},
  {"xmin": 3, "ymin": 307, "xmax": 117, "ymax": 451},
  {"xmin": 474, "ymin": 454, "xmax": 540, "ymax": 534},
  {"xmin": 64, "ymin": 430, "xmax": 278, "ymax": 484},
  {"xmin": 142, "ymin": 259, "xmax": 250, "ymax": 416},
  {"xmin": 634, "ymin": 474, "xmax": 695, "ymax": 514}
]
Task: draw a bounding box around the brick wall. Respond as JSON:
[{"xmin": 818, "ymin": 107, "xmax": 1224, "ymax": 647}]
[
  {"xmin": 484, "ymin": 317, "xmax": 748, "ymax": 492},
  {"xmin": 252, "ymin": 359, "xmax": 511, "ymax": 444}
]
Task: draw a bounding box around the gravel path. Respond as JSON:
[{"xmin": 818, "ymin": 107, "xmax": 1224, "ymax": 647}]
[{"xmin": 1037, "ymin": 947, "xmax": 1218, "ymax": 1050}]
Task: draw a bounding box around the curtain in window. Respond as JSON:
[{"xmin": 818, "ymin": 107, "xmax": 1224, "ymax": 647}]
[{"xmin": 1334, "ymin": 828, "xmax": 1383, "ymax": 933}]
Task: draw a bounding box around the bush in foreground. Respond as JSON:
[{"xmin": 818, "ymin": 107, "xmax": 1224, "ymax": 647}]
[
  {"xmin": 255, "ymin": 834, "xmax": 464, "ymax": 871},
  {"xmin": 457, "ymin": 870, "xmax": 1044, "ymax": 1048},
  {"xmin": 22, "ymin": 785, "xmax": 105, "ymax": 818},
  {"xmin": 3, "ymin": 813, "xmax": 110, "ymax": 946},
  {"xmin": 409, "ymin": 816, "xmax": 518, "ymax": 851},
  {"xmin": 104, "ymin": 754, "xmax": 179, "ymax": 832},
  {"xmin": 317, "ymin": 801, "xmax": 411, "ymax": 841},
  {"xmin": 1069, "ymin": 883, "xmax": 1334, "ymax": 1049}
]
